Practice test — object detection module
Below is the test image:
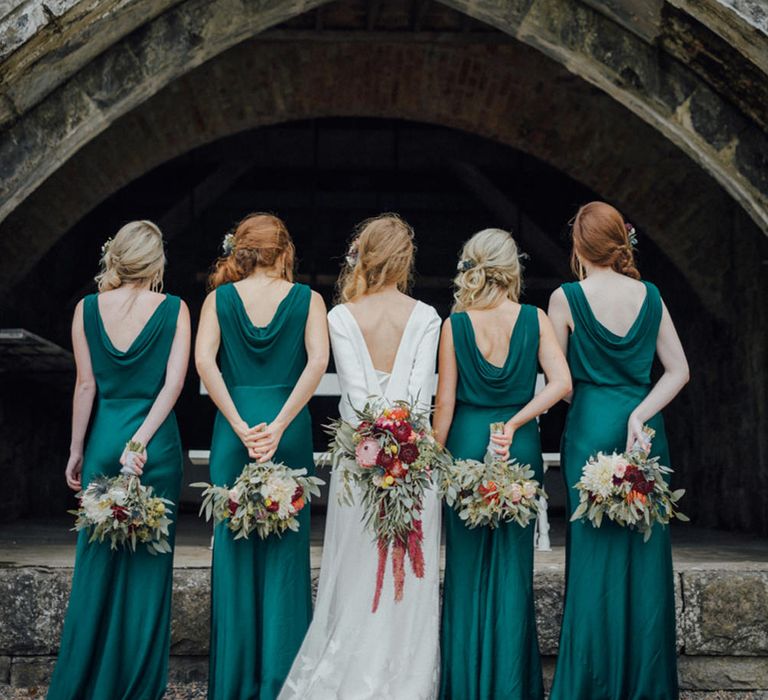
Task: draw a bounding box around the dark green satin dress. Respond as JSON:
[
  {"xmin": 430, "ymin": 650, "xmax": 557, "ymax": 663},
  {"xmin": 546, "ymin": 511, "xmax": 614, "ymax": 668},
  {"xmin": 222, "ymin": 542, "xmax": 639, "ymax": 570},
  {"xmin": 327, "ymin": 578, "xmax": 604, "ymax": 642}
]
[
  {"xmin": 208, "ymin": 282, "xmax": 314, "ymax": 700},
  {"xmin": 440, "ymin": 305, "xmax": 544, "ymax": 700},
  {"xmin": 47, "ymin": 294, "xmax": 183, "ymax": 700},
  {"xmin": 550, "ymin": 281, "xmax": 678, "ymax": 700}
]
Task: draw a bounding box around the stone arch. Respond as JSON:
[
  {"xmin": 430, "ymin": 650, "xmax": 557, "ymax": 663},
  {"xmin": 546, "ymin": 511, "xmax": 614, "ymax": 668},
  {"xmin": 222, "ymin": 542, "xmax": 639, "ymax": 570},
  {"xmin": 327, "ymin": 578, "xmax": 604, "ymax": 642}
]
[{"xmin": 1, "ymin": 0, "xmax": 766, "ymax": 235}]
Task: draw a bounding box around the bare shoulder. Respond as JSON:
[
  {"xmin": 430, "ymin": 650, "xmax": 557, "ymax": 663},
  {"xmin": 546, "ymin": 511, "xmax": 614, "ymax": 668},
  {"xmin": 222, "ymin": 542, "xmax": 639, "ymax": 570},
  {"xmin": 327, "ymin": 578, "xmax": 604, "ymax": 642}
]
[
  {"xmin": 309, "ymin": 289, "xmax": 327, "ymax": 311},
  {"xmin": 548, "ymin": 286, "xmax": 566, "ymax": 304},
  {"xmin": 548, "ymin": 286, "xmax": 567, "ymax": 310}
]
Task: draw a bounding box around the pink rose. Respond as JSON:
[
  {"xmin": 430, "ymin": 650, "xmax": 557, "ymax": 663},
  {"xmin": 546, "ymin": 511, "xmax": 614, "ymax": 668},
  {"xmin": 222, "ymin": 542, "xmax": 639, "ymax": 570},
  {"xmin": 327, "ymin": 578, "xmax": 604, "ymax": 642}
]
[
  {"xmin": 355, "ymin": 438, "xmax": 381, "ymax": 468},
  {"xmin": 614, "ymin": 459, "xmax": 628, "ymax": 479},
  {"xmin": 510, "ymin": 483, "xmax": 523, "ymax": 504}
]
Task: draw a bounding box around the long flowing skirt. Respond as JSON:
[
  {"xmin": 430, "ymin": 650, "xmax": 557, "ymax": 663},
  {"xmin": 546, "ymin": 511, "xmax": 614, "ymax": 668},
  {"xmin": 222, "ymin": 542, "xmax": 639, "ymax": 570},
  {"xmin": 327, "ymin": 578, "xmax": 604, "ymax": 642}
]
[
  {"xmin": 208, "ymin": 385, "xmax": 314, "ymax": 700},
  {"xmin": 440, "ymin": 403, "xmax": 544, "ymax": 700},
  {"xmin": 279, "ymin": 465, "xmax": 441, "ymax": 699},
  {"xmin": 47, "ymin": 399, "xmax": 182, "ymax": 700},
  {"xmin": 550, "ymin": 383, "xmax": 678, "ymax": 700}
]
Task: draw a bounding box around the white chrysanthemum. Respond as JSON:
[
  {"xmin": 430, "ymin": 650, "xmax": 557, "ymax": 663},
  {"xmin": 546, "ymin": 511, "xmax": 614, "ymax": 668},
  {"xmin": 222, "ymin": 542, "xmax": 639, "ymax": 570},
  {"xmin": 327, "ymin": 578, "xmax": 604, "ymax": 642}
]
[
  {"xmin": 83, "ymin": 495, "xmax": 113, "ymax": 524},
  {"xmin": 261, "ymin": 475, "xmax": 296, "ymax": 508},
  {"xmin": 110, "ymin": 486, "xmax": 128, "ymax": 506},
  {"xmin": 581, "ymin": 452, "xmax": 619, "ymax": 499}
]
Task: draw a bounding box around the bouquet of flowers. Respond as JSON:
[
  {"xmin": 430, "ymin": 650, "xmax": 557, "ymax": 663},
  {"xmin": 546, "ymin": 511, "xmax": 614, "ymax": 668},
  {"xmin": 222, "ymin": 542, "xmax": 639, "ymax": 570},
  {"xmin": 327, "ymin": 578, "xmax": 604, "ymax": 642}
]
[
  {"xmin": 325, "ymin": 399, "xmax": 451, "ymax": 612},
  {"xmin": 570, "ymin": 426, "xmax": 688, "ymax": 541},
  {"xmin": 439, "ymin": 423, "xmax": 544, "ymax": 529},
  {"xmin": 70, "ymin": 474, "xmax": 174, "ymax": 555},
  {"xmin": 192, "ymin": 461, "xmax": 324, "ymax": 540}
]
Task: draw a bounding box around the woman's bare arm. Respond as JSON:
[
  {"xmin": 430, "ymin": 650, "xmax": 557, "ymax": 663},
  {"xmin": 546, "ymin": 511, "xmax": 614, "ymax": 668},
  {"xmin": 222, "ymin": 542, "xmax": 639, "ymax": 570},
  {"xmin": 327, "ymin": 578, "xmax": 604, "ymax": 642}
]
[
  {"xmin": 626, "ymin": 301, "xmax": 690, "ymax": 450},
  {"xmin": 493, "ymin": 310, "xmax": 572, "ymax": 456},
  {"xmin": 121, "ymin": 301, "xmax": 192, "ymax": 473},
  {"xmin": 65, "ymin": 300, "xmax": 97, "ymax": 490},
  {"xmin": 195, "ymin": 291, "xmax": 263, "ymax": 456},
  {"xmin": 432, "ymin": 320, "xmax": 457, "ymax": 448}
]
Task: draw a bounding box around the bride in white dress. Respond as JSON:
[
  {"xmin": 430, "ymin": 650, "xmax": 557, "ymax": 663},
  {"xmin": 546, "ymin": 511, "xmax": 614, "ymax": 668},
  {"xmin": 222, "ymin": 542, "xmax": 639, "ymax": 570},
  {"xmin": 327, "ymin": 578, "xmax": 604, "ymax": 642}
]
[{"xmin": 280, "ymin": 214, "xmax": 442, "ymax": 700}]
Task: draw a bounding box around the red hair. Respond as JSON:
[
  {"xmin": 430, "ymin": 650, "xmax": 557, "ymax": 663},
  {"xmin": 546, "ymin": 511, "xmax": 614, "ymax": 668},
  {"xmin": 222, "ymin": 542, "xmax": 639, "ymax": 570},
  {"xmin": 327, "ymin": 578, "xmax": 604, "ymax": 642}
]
[
  {"xmin": 208, "ymin": 213, "xmax": 296, "ymax": 289},
  {"xmin": 570, "ymin": 201, "xmax": 640, "ymax": 280}
]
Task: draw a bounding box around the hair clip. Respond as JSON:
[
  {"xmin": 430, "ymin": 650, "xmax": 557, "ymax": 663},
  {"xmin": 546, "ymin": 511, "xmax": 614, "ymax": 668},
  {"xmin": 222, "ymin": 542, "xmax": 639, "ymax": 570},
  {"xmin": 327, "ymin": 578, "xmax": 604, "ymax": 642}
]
[
  {"xmin": 457, "ymin": 259, "xmax": 476, "ymax": 272},
  {"xmin": 222, "ymin": 232, "xmax": 236, "ymax": 256},
  {"xmin": 101, "ymin": 237, "xmax": 113, "ymax": 257},
  {"xmin": 625, "ymin": 223, "xmax": 638, "ymax": 249},
  {"xmin": 345, "ymin": 241, "xmax": 360, "ymax": 267}
]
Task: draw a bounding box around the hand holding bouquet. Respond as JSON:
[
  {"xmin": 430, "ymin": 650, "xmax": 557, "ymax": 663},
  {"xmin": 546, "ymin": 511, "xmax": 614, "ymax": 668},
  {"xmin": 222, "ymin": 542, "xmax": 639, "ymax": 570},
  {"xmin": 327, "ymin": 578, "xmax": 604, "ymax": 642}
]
[
  {"xmin": 70, "ymin": 474, "xmax": 174, "ymax": 555},
  {"xmin": 570, "ymin": 425, "xmax": 688, "ymax": 541},
  {"xmin": 192, "ymin": 460, "xmax": 324, "ymax": 540},
  {"xmin": 439, "ymin": 423, "xmax": 544, "ymax": 529},
  {"xmin": 325, "ymin": 399, "xmax": 451, "ymax": 612}
]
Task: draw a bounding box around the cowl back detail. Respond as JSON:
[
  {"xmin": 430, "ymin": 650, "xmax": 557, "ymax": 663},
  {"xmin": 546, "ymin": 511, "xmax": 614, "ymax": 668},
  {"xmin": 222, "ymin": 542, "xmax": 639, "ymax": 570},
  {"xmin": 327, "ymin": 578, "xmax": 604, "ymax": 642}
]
[
  {"xmin": 83, "ymin": 294, "xmax": 181, "ymax": 400},
  {"xmin": 450, "ymin": 304, "xmax": 540, "ymax": 408},
  {"xmin": 215, "ymin": 282, "xmax": 311, "ymax": 389},
  {"xmin": 561, "ymin": 281, "xmax": 662, "ymax": 387}
]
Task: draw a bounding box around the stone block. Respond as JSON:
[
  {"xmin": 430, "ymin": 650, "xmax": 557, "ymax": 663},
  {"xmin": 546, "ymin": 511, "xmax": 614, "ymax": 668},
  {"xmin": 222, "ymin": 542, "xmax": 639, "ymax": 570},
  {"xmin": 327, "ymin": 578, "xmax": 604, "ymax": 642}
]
[
  {"xmin": 0, "ymin": 569, "xmax": 71, "ymax": 655},
  {"xmin": 678, "ymin": 656, "xmax": 768, "ymax": 691},
  {"xmin": 0, "ymin": 656, "xmax": 10, "ymax": 684},
  {"xmin": 681, "ymin": 570, "xmax": 768, "ymax": 655},
  {"xmin": 168, "ymin": 655, "xmax": 208, "ymax": 684},
  {"xmin": 9, "ymin": 656, "xmax": 55, "ymax": 688},
  {"xmin": 170, "ymin": 568, "xmax": 210, "ymax": 655},
  {"xmin": 534, "ymin": 569, "xmax": 564, "ymax": 655}
]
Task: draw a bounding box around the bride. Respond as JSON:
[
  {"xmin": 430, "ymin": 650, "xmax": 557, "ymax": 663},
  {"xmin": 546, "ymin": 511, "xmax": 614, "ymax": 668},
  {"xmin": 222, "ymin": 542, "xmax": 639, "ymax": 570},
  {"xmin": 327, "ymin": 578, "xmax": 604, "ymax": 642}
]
[{"xmin": 280, "ymin": 214, "xmax": 442, "ymax": 699}]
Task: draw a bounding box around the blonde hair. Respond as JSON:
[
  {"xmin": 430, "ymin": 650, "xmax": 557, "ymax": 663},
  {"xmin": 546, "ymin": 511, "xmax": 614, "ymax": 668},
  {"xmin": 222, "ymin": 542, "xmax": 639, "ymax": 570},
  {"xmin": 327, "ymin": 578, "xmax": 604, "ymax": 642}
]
[
  {"xmin": 336, "ymin": 213, "xmax": 415, "ymax": 303},
  {"xmin": 208, "ymin": 213, "xmax": 295, "ymax": 290},
  {"xmin": 96, "ymin": 221, "xmax": 165, "ymax": 292},
  {"xmin": 452, "ymin": 228, "xmax": 525, "ymax": 312}
]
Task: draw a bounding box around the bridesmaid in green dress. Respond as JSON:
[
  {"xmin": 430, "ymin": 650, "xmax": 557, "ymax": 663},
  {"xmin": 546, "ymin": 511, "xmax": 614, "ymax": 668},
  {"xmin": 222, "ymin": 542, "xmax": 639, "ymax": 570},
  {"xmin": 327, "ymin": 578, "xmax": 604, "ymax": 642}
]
[
  {"xmin": 433, "ymin": 228, "xmax": 572, "ymax": 700},
  {"xmin": 48, "ymin": 221, "xmax": 191, "ymax": 700},
  {"xmin": 548, "ymin": 202, "xmax": 690, "ymax": 700},
  {"xmin": 195, "ymin": 213, "xmax": 329, "ymax": 700}
]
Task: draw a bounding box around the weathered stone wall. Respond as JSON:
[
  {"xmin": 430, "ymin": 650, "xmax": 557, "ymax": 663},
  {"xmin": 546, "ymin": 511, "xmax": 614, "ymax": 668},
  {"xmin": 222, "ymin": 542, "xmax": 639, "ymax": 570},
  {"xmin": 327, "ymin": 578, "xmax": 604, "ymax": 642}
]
[
  {"xmin": 0, "ymin": 565, "xmax": 766, "ymax": 690},
  {"xmin": 1, "ymin": 0, "xmax": 767, "ymax": 233}
]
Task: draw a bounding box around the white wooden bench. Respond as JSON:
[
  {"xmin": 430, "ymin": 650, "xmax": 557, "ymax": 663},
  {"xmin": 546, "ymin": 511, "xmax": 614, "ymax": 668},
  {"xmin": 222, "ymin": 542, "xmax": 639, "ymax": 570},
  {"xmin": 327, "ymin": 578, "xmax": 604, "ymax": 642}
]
[{"xmin": 192, "ymin": 373, "xmax": 559, "ymax": 551}]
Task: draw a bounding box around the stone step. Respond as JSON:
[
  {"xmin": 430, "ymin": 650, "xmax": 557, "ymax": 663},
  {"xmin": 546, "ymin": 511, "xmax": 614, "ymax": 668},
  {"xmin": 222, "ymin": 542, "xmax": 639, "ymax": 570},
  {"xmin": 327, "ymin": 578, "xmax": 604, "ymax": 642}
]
[{"xmin": 1, "ymin": 560, "xmax": 766, "ymax": 691}]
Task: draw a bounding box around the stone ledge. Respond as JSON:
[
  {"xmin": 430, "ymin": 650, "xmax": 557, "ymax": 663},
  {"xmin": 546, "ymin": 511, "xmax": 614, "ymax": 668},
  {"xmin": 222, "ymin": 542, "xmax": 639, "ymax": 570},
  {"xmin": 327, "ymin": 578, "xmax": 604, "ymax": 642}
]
[
  {"xmin": 0, "ymin": 561, "xmax": 766, "ymax": 689},
  {"xmin": 2, "ymin": 654, "xmax": 767, "ymax": 692}
]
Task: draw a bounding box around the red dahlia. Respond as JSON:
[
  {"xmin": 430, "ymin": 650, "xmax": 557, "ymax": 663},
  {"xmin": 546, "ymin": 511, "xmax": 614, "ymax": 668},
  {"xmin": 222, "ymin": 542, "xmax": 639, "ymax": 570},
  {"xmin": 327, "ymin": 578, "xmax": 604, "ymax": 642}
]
[
  {"xmin": 392, "ymin": 422, "xmax": 413, "ymax": 443},
  {"xmin": 228, "ymin": 499, "xmax": 238, "ymax": 516},
  {"xmin": 292, "ymin": 485, "xmax": 304, "ymax": 501},
  {"xmin": 399, "ymin": 442, "xmax": 419, "ymax": 464},
  {"xmin": 376, "ymin": 449, "xmax": 395, "ymax": 469}
]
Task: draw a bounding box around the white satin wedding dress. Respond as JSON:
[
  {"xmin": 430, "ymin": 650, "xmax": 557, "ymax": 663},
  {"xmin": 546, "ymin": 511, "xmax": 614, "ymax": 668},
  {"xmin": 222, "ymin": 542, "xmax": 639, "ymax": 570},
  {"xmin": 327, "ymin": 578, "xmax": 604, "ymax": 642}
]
[{"xmin": 279, "ymin": 300, "xmax": 442, "ymax": 700}]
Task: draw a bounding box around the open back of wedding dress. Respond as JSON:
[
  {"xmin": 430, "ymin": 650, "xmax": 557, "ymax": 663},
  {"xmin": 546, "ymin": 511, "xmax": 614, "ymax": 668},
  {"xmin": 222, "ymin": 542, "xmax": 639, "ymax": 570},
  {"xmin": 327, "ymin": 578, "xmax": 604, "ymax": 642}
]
[{"xmin": 279, "ymin": 301, "xmax": 442, "ymax": 700}]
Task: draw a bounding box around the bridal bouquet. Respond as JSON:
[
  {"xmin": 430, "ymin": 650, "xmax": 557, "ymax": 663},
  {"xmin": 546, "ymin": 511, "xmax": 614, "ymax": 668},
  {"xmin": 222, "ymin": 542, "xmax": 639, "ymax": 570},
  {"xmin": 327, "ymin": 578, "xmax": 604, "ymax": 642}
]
[
  {"xmin": 192, "ymin": 461, "xmax": 324, "ymax": 540},
  {"xmin": 570, "ymin": 426, "xmax": 688, "ymax": 541},
  {"xmin": 325, "ymin": 400, "xmax": 451, "ymax": 612},
  {"xmin": 439, "ymin": 423, "xmax": 544, "ymax": 529},
  {"xmin": 70, "ymin": 474, "xmax": 174, "ymax": 555}
]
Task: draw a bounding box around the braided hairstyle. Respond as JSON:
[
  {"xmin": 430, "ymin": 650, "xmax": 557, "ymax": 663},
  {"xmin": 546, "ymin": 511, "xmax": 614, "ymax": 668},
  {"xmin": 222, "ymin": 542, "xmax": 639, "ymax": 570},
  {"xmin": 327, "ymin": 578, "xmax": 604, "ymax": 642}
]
[
  {"xmin": 452, "ymin": 228, "xmax": 525, "ymax": 312},
  {"xmin": 570, "ymin": 201, "xmax": 640, "ymax": 280},
  {"xmin": 208, "ymin": 213, "xmax": 295, "ymax": 289},
  {"xmin": 96, "ymin": 221, "xmax": 165, "ymax": 292}
]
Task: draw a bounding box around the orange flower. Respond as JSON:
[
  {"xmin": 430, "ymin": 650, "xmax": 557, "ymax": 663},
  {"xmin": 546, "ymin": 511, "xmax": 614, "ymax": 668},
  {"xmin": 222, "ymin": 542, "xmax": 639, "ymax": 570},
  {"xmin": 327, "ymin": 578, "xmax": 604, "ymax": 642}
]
[
  {"xmin": 627, "ymin": 491, "xmax": 646, "ymax": 504},
  {"xmin": 389, "ymin": 407, "xmax": 409, "ymax": 421},
  {"xmin": 292, "ymin": 497, "xmax": 306, "ymax": 512},
  {"xmin": 478, "ymin": 481, "xmax": 499, "ymax": 504}
]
